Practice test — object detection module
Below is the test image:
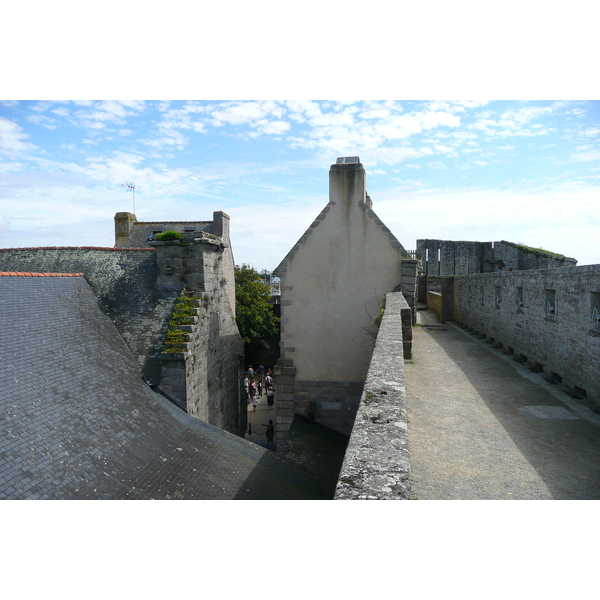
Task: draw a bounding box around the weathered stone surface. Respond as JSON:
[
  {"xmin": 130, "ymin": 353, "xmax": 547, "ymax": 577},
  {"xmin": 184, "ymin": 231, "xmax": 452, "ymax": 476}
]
[
  {"xmin": 334, "ymin": 292, "xmax": 411, "ymax": 500},
  {"xmin": 452, "ymin": 265, "xmax": 600, "ymax": 406}
]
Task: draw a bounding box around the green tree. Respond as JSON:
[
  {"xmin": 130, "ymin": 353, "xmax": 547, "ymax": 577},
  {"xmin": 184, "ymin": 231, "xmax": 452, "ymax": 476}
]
[{"xmin": 235, "ymin": 264, "xmax": 279, "ymax": 354}]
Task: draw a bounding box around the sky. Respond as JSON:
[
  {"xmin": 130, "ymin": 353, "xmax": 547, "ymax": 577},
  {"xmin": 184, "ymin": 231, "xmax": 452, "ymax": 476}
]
[{"xmin": 1, "ymin": 99, "xmax": 599, "ymax": 270}]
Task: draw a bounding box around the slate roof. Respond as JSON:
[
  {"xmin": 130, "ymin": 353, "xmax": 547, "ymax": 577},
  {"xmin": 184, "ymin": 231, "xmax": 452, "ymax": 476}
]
[{"xmin": 0, "ymin": 273, "xmax": 326, "ymax": 499}]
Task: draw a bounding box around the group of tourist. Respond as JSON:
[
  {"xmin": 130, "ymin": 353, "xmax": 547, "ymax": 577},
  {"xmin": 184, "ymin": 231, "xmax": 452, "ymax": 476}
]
[
  {"xmin": 244, "ymin": 364, "xmax": 276, "ymax": 445},
  {"xmin": 244, "ymin": 364, "xmax": 276, "ymax": 411}
]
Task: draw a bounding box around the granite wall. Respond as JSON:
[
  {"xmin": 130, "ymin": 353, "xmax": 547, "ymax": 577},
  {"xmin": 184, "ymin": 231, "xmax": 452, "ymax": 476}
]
[
  {"xmin": 453, "ymin": 264, "xmax": 600, "ymax": 405},
  {"xmin": 417, "ymin": 239, "xmax": 577, "ymax": 277},
  {"xmin": 153, "ymin": 240, "xmax": 244, "ymax": 436},
  {"xmin": 334, "ymin": 292, "xmax": 411, "ymax": 499}
]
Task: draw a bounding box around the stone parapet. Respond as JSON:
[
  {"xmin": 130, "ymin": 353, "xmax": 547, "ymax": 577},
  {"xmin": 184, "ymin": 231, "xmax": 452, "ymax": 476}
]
[{"xmin": 334, "ymin": 292, "xmax": 411, "ymax": 500}]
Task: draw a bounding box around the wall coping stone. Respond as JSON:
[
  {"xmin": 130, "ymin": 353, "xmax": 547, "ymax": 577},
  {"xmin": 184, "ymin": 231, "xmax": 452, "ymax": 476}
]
[
  {"xmin": 0, "ymin": 246, "xmax": 154, "ymax": 252},
  {"xmin": 334, "ymin": 292, "xmax": 411, "ymax": 500}
]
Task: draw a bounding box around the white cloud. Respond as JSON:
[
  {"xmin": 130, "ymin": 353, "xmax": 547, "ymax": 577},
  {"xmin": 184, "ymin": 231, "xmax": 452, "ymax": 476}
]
[
  {"xmin": 258, "ymin": 120, "xmax": 290, "ymax": 135},
  {"xmin": 0, "ymin": 117, "xmax": 36, "ymax": 156},
  {"xmin": 210, "ymin": 100, "xmax": 285, "ymax": 127},
  {"xmin": 26, "ymin": 114, "xmax": 57, "ymax": 129}
]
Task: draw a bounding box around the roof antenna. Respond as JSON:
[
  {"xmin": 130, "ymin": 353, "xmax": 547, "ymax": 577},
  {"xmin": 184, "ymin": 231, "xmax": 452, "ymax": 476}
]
[{"xmin": 121, "ymin": 182, "xmax": 136, "ymax": 214}]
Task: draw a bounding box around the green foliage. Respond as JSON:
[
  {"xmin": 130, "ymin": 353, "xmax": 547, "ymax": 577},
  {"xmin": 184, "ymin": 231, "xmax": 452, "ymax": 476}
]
[
  {"xmin": 154, "ymin": 230, "xmax": 184, "ymax": 241},
  {"xmin": 515, "ymin": 243, "xmax": 567, "ymax": 260},
  {"xmin": 163, "ymin": 293, "xmax": 200, "ymax": 353},
  {"xmin": 165, "ymin": 329, "xmax": 190, "ymax": 343},
  {"xmin": 235, "ymin": 264, "xmax": 279, "ymax": 351}
]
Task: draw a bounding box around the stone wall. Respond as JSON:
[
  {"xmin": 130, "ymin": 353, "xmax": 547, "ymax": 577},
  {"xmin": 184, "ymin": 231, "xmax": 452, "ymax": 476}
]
[
  {"xmin": 149, "ymin": 239, "xmax": 245, "ymax": 436},
  {"xmin": 0, "ymin": 242, "xmax": 245, "ymax": 436},
  {"xmin": 417, "ymin": 239, "xmax": 576, "ymax": 277},
  {"xmin": 334, "ymin": 292, "xmax": 411, "ymax": 499},
  {"xmin": 426, "ymin": 277, "xmax": 455, "ymax": 323},
  {"xmin": 0, "ymin": 246, "xmax": 177, "ymax": 381},
  {"xmin": 159, "ymin": 293, "xmax": 245, "ymax": 436},
  {"xmin": 453, "ymin": 264, "xmax": 600, "ymax": 405},
  {"xmin": 427, "ymin": 291, "xmax": 443, "ymax": 323},
  {"xmin": 400, "ymin": 259, "xmax": 420, "ymax": 325}
]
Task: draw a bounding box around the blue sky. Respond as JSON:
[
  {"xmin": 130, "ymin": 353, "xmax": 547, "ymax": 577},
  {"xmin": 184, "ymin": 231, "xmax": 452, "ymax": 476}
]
[{"xmin": 1, "ymin": 99, "xmax": 598, "ymax": 269}]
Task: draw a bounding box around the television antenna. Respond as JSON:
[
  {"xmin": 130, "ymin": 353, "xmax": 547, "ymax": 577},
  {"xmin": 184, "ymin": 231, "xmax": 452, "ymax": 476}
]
[{"xmin": 121, "ymin": 182, "xmax": 136, "ymax": 214}]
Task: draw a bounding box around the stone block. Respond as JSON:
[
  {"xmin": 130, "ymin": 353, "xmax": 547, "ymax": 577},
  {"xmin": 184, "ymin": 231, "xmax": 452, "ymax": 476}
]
[
  {"xmin": 275, "ymin": 401, "xmax": 294, "ymax": 410},
  {"xmin": 276, "ymin": 408, "xmax": 294, "ymax": 417},
  {"xmin": 320, "ymin": 401, "xmax": 341, "ymax": 410}
]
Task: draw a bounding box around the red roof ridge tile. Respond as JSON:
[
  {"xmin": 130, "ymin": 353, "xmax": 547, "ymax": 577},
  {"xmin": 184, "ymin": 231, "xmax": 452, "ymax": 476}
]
[
  {"xmin": 0, "ymin": 272, "xmax": 84, "ymax": 277},
  {"xmin": 0, "ymin": 246, "xmax": 154, "ymax": 252}
]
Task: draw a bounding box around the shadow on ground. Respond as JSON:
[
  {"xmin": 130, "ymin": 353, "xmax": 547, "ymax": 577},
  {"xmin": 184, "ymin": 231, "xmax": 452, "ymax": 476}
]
[
  {"xmin": 236, "ymin": 415, "xmax": 349, "ymax": 500},
  {"xmin": 414, "ymin": 322, "xmax": 600, "ymax": 499}
]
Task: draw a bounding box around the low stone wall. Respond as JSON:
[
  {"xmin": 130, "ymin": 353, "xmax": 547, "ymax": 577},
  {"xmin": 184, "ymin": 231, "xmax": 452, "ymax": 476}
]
[
  {"xmin": 334, "ymin": 292, "xmax": 411, "ymax": 499},
  {"xmin": 427, "ymin": 291, "xmax": 443, "ymax": 323},
  {"xmin": 426, "ymin": 277, "xmax": 454, "ymax": 323}
]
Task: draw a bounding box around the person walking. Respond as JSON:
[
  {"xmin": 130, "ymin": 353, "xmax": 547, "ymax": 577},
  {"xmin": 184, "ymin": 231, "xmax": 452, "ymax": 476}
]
[
  {"xmin": 257, "ymin": 364, "xmax": 265, "ymax": 386},
  {"xmin": 266, "ymin": 385, "xmax": 275, "ymax": 409},
  {"xmin": 262, "ymin": 420, "xmax": 275, "ymax": 445},
  {"xmin": 244, "ymin": 375, "xmax": 250, "ymax": 404}
]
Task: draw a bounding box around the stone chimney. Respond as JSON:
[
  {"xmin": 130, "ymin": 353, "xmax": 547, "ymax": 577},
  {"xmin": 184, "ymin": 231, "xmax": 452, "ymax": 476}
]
[
  {"xmin": 114, "ymin": 212, "xmax": 137, "ymax": 246},
  {"xmin": 329, "ymin": 157, "xmax": 366, "ymax": 207},
  {"xmin": 212, "ymin": 211, "xmax": 230, "ymax": 243}
]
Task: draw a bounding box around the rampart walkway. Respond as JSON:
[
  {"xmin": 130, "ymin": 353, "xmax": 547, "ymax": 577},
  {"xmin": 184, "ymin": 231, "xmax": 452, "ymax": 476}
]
[{"xmin": 406, "ymin": 310, "xmax": 600, "ymax": 500}]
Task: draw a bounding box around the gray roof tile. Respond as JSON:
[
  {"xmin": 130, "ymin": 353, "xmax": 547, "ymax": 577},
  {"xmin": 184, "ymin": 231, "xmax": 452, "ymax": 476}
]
[{"xmin": 0, "ymin": 275, "xmax": 325, "ymax": 499}]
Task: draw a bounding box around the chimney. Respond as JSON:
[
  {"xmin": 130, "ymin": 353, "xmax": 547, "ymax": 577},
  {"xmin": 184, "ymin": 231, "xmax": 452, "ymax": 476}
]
[
  {"xmin": 212, "ymin": 211, "xmax": 231, "ymax": 243},
  {"xmin": 329, "ymin": 157, "xmax": 366, "ymax": 207},
  {"xmin": 114, "ymin": 212, "xmax": 137, "ymax": 246}
]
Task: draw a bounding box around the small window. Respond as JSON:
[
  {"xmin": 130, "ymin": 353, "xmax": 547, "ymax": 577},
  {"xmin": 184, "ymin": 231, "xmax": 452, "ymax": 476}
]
[
  {"xmin": 148, "ymin": 229, "xmax": 163, "ymax": 241},
  {"xmin": 591, "ymin": 293, "xmax": 600, "ymax": 329},
  {"xmin": 480, "ymin": 286, "xmax": 485, "ymax": 306},
  {"xmin": 516, "ymin": 287, "xmax": 524, "ymax": 311},
  {"xmin": 545, "ymin": 289, "xmax": 557, "ymax": 319},
  {"xmin": 495, "ymin": 286, "xmax": 502, "ymax": 309},
  {"xmin": 184, "ymin": 227, "xmax": 195, "ymax": 233}
]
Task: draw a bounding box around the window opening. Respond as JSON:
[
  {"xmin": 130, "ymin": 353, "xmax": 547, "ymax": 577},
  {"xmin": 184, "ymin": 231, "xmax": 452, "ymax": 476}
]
[
  {"xmin": 516, "ymin": 286, "xmax": 524, "ymax": 311},
  {"xmin": 545, "ymin": 289, "xmax": 557, "ymax": 319},
  {"xmin": 591, "ymin": 293, "xmax": 600, "ymax": 328}
]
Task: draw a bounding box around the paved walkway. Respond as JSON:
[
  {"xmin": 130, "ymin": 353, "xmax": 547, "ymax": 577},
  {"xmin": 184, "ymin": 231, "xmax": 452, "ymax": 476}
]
[{"xmin": 405, "ymin": 310, "xmax": 600, "ymax": 500}]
